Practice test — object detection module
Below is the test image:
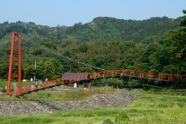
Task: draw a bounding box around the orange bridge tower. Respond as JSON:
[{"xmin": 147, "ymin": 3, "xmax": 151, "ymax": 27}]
[{"xmin": 7, "ymin": 32, "xmax": 22, "ymax": 95}]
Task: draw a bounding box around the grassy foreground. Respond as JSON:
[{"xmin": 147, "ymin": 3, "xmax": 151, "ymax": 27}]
[
  {"xmin": 0, "ymin": 89, "xmax": 186, "ymax": 124},
  {"xmin": 0, "ymin": 87, "xmax": 116, "ymax": 101}
]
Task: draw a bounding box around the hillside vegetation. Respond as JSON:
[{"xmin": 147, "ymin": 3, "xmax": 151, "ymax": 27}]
[{"xmin": 0, "ymin": 15, "xmax": 185, "ymax": 80}]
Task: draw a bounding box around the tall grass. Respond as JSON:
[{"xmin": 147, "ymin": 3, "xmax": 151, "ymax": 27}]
[{"xmin": 0, "ymin": 89, "xmax": 185, "ymax": 124}]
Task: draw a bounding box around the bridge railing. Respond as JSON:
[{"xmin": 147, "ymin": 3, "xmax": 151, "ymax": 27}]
[{"xmin": 12, "ymin": 69, "xmax": 185, "ymax": 96}]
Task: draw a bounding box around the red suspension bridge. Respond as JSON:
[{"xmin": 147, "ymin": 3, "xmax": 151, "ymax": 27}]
[{"xmin": 5, "ymin": 32, "xmax": 186, "ymax": 96}]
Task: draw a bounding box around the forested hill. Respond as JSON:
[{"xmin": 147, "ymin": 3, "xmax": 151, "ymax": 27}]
[
  {"xmin": 64, "ymin": 17, "xmax": 181, "ymax": 43},
  {"xmin": 0, "ymin": 16, "xmax": 181, "ymax": 43},
  {"xmin": 0, "ymin": 16, "xmax": 185, "ymax": 79}
]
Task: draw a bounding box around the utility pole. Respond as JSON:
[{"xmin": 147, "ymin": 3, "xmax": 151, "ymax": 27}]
[{"xmin": 34, "ymin": 60, "xmax": 37, "ymax": 81}]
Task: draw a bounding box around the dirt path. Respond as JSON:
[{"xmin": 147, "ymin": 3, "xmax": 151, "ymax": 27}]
[{"xmin": 0, "ymin": 89, "xmax": 137, "ymax": 115}]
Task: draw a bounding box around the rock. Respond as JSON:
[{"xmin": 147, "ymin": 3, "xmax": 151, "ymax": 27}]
[{"xmin": 0, "ymin": 89, "xmax": 137, "ymax": 115}]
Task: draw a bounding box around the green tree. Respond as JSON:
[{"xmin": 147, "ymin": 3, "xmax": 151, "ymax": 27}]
[{"xmin": 164, "ymin": 11, "xmax": 186, "ymax": 72}]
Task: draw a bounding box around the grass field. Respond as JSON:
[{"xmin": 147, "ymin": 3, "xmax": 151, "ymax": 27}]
[
  {"xmin": 0, "ymin": 88, "xmax": 185, "ymax": 124},
  {"xmin": 0, "ymin": 87, "xmax": 116, "ymax": 101}
]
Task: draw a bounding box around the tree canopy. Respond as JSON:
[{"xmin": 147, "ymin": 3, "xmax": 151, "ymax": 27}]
[{"xmin": 0, "ymin": 16, "xmax": 185, "ymax": 80}]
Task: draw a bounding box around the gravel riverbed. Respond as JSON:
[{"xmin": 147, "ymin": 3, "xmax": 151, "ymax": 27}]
[{"xmin": 0, "ymin": 89, "xmax": 137, "ymax": 115}]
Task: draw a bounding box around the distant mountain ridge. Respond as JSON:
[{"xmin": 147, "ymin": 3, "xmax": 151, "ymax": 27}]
[{"xmin": 0, "ymin": 16, "xmax": 182, "ymax": 44}]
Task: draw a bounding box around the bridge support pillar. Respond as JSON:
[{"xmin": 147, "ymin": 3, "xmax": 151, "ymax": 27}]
[{"xmin": 7, "ymin": 32, "xmax": 22, "ymax": 95}]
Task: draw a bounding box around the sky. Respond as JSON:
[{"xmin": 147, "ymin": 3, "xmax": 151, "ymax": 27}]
[{"xmin": 0, "ymin": 0, "xmax": 186, "ymax": 27}]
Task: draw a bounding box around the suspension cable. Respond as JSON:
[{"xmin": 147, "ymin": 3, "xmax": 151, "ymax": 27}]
[{"xmin": 50, "ymin": 50, "xmax": 104, "ymax": 71}]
